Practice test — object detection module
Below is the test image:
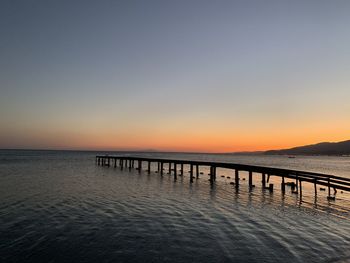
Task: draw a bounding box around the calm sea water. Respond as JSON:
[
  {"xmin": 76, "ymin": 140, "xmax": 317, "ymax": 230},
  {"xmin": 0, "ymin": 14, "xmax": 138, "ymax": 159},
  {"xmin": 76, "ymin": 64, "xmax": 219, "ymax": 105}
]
[{"xmin": 1, "ymin": 150, "xmax": 350, "ymax": 262}]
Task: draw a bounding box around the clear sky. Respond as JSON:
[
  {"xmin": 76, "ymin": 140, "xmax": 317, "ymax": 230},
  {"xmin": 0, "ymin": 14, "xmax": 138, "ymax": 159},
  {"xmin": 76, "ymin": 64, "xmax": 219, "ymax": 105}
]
[{"xmin": 1, "ymin": 0, "xmax": 350, "ymax": 152}]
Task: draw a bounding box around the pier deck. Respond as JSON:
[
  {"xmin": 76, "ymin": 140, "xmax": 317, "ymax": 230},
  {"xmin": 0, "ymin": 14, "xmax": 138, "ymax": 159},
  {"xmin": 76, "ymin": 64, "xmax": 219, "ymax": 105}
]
[{"xmin": 95, "ymin": 155, "xmax": 350, "ymax": 200}]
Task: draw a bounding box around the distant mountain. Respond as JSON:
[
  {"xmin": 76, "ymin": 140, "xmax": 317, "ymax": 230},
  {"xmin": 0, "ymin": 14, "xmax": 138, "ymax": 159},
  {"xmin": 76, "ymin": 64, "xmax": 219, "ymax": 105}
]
[{"xmin": 265, "ymin": 140, "xmax": 350, "ymax": 156}]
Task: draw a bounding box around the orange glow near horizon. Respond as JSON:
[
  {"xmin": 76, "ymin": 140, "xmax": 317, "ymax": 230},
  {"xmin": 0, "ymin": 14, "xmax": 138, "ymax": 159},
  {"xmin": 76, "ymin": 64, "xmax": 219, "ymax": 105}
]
[{"xmin": 2, "ymin": 120, "xmax": 349, "ymax": 152}]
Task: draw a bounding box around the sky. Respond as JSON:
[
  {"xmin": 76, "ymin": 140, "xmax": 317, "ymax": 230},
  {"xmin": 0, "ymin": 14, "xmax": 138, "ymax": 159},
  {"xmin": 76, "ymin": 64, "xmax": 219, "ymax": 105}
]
[{"xmin": 1, "ymin": 0, "xmax": 350, "ymax": 152}]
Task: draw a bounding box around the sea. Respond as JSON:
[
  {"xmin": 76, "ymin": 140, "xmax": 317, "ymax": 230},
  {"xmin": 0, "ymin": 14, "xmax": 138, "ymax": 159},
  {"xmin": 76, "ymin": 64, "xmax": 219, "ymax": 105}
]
[{"xmin": 1, "ymin": 150, "xmax": 350, "ymax": 263}]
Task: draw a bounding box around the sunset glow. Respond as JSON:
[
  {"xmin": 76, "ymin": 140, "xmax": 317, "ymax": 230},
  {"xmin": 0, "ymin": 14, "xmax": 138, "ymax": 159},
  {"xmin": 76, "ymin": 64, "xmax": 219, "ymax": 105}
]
[{"xmin": 1, "ymin": 1, "xmax": 350, "ymax": 152}]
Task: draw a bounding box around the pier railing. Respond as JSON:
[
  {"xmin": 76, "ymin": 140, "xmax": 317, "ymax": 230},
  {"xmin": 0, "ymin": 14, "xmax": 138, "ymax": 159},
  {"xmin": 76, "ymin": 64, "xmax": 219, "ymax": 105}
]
[{"xmin": 95, "ymin": 155, "xmax": 350, "ymax": 200}]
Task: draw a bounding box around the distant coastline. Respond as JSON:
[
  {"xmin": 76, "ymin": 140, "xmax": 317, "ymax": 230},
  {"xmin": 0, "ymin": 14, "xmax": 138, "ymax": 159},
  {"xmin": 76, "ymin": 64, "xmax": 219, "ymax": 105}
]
[{"xmin": 264, "ymin": 139, "xmax": 350, "ymax": 156}]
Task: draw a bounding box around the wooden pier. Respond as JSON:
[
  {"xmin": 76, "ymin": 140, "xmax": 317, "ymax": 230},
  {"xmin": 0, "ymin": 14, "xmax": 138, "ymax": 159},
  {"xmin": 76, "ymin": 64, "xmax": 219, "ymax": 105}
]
[{"xmin": 95, "ymin": 155, "xmax": 350, "ymax": 200}]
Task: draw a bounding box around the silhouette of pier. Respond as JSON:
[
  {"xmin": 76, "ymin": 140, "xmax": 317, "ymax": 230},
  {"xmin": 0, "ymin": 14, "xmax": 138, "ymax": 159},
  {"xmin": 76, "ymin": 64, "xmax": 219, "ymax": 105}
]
[{"xmin": 95, "ymin": 155, "xmax": 350, "ymax": 200}]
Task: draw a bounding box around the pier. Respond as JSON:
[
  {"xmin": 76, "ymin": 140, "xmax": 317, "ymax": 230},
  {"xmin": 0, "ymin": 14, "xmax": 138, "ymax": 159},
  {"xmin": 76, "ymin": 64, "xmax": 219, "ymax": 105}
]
[{"xmin": 95, "ymin": 155, "xmax": 350, "ymax": 200}]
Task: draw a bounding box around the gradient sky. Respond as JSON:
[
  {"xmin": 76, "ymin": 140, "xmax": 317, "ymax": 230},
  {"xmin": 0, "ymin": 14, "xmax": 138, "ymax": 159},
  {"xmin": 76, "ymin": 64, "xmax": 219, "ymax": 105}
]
[{"xmin": 1, "ymin": 0, "xmax": 350, "ymax": 152}]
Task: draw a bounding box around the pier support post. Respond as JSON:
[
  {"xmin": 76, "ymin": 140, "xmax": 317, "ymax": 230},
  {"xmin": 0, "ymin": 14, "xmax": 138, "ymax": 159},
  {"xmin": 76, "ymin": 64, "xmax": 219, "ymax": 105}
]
[
  {"xmin": 190, "ymin": 164, "xmax": 194, "ymax": 183},
  {"xmin": 114, "ymin": 159, "xmax": 117, "ymax": 168},
  {"xmin": 328, "ymin": 177, "xmax": 331, "ymax": 197},
  {"xmin": 249, "ymin": 171, "xmax": 253, "ymax": 187},
  {"xmin": 168, "ymin": 163, "xmax": 171, "ymax": 174},
  {"xmin": 299, "ymin": 180, "xmax": 302, "ymax": 198},
  {"xmin": 180, "ymin": 164, "xmax": 184, "ymax": 176},
  {"xmin": 160, "ymin": 162, "xmax": 164, "ymax": 176},
  {"xmin": 314, "ymin": 179, "xmax": 317, "ymax": 196},
  {"xmin": 138, "ymin": 160, "xmax": 142, "ymax": 172},
  {"xmin": 157, "ymin": 162, "xmax": 160, "ymax": 172},
  {"xmin": 235, "ymin": 170, "xmax": 239, "ymax": 188},
  {"xmin": 196, "ymin": 165, "xmax": 199, "ymax": 179},
  {"xmin": 174, "ymin": 163, "xmax": 177, "ymax": 181},
  {"xmin": 281, "ymin": 176, "xmax": 285, "ymax": 193},
  {"xmin": 209, "ymin": 166, "xmax": 216, "ymax": 182},
  {"xmin": 262, "ymin": 173, "xmax": 266, "ymax": 188},
  {"xmin": 148, "ymin": 161, "xmax": 151, "ymax": 173}
]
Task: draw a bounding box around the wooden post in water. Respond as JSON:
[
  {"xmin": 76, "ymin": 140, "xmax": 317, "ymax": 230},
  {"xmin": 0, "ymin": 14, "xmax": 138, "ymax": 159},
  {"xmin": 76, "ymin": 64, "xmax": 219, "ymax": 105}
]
[
  {"xmin": 210, "ymin": 166, "xmax": 216, "ymax": 182},
  {"xmin": 138, "ymin": 160, "xmax": 142, "ymax": 172},
  {"xmin": 299, "ymin": 180, "xmax": 302, "ymax": 198},
  {"xmin": 168, "ymin": 162, "xmax": 171, "ymax": 174},
  {"xmin": 147, "ymin": 161, "xmax": 151, "ymax": 173},
  {"xmin": 281, "ymin": 176, "xmax": 285, "ymax": 193},
  {"xmin": 235, "ymin": 170, "xmax": 239, "ymax": 188},
  {"xmin": 249, "ymin": 171, "xmax": 253, "ymax": 187},
  {"xmin": 114, "ymin": 158, "xmax": 117, "ymax": 168},
  {"xmin": 190, "ymin": 164, "xmax": 194, "ymax": 183},
  {"xmin": 262, "ymin": 173, "xmax": 266, "ymax": 188},
  {"xmin": 328, "ymin": 177, "xmax": 331, "ymax": 197},
  {"xmin": 180, "ymin": 164, "xmax": 184, "ymax": 176},
  {"xmin": 196, "ymin": 165, "xmax": 199, "ymax": 179},
  {"xmin": 160, "ymin": 162, "xmax": 164, "ymax": 176},
  {"xmin": 314, "ymin": 179, "xmax": 317, "ymax": 196},
  {"xmin": 157, "ymin": 162, "xmax": 160, "ymax": 172},
  {"xmin": 174, "ymin": 163, "xmax": 177, "ymax": 181}
]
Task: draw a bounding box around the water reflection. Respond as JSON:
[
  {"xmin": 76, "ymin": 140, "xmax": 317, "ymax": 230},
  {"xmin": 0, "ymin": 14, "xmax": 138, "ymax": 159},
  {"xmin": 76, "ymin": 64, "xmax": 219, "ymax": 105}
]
[{"xmin": 1, "ymin": 150, "xmax": 350, "ymax": 263}]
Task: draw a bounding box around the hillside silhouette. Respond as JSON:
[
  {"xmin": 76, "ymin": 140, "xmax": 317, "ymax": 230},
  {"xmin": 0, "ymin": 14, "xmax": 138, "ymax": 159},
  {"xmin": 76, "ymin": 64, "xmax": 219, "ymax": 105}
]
[{"xmin": 265, "ymin": 140, "xmax": 350, "ymax": 155}]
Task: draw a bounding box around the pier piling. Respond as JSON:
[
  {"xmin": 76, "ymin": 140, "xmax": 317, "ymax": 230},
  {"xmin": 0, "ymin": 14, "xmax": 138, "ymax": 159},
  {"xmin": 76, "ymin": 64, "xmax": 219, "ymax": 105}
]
[{"xmin": 235, "ymin": 170, "xmax": 239, "ymax": 188}]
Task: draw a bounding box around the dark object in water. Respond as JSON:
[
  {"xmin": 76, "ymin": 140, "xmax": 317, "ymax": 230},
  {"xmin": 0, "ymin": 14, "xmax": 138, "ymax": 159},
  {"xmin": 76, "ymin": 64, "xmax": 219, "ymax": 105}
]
[
  {"xmin": 327, "ymin": 196, "xmax": 335, "ymax": 201},
  {"xmin": 269, "ymin": 183, "xmax": 274, "ymax": 192},
  {"xmin": 320, "ymin": 188, "xmax": 326, "ymax": 191},
  {"xmin": 227, "ymin": 176, "xmax": 231, "ymax": 179},
  {"xmin": 229, "ymin": 182, "xmax": 234, "ymax": 185},
  {"xmin": 288, "ymin": 156, "xmax": 296, "ymax": 159},
  {"xmin": 242, "ymin": 178, "xmax": 246, "ymax": 181},
  {"xmin": 200, "ymin": 172, "xmax": 204, "ymax": 175},
  {"xmin": 341, "ymin": 191, "xmax": 344, "ymax": 194},
  {"xmin": 221, "ymin": 175, "xmax": 225, "ymax": 177}
]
